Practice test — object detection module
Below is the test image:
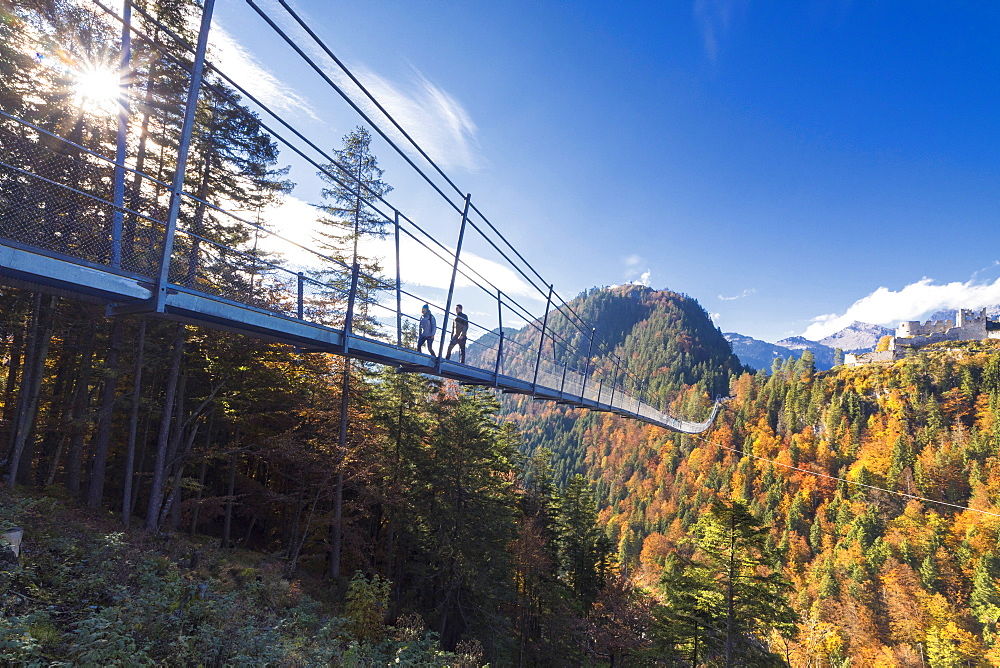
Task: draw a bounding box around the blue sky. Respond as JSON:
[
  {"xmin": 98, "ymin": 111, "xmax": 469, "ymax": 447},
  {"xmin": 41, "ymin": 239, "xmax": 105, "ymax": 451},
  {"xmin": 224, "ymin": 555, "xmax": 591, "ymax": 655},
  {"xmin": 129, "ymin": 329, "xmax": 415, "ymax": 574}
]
[{"xmin": 211, "ymin": 0, "xmax": 1000, "ymax": 342}]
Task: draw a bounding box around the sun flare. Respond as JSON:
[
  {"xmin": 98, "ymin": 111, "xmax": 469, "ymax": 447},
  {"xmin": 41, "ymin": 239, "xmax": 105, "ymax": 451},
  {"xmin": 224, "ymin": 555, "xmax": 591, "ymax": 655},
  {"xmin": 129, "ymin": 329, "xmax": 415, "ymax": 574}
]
[{"xmin": 71, "ymin": 64, "xmax": 123, "ymax": 116}]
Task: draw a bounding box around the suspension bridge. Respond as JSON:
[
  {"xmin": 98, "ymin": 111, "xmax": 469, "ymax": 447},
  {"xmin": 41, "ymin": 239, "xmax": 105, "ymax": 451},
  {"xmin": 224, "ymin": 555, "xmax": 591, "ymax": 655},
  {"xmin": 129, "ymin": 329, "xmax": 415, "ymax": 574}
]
[{"xmin": 0, "ymin": 0, "xmax": 721, "ymax": 434}]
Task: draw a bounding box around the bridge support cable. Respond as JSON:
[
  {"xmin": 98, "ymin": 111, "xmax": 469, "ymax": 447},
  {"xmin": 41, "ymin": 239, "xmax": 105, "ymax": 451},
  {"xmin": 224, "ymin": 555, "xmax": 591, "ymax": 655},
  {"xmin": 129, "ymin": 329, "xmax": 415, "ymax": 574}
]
[
  {"xmin": 532, "ymin": 285, "xmax": 554, "ymax": 394},
  {"xmin": 394, "ymin": 212, "xmax": 403, "ymax": 347},
  {"xmin": 0, "ymin": 1, "xmax": 725, "ymax": 434}
]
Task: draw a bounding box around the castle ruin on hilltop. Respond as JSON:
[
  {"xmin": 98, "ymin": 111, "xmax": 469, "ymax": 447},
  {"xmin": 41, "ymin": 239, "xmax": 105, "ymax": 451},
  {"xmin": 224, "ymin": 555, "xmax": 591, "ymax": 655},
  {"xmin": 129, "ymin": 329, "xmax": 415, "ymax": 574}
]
[{"xmin": 845, "ymin": 308, "xmax": 1000, "ymax": 366}]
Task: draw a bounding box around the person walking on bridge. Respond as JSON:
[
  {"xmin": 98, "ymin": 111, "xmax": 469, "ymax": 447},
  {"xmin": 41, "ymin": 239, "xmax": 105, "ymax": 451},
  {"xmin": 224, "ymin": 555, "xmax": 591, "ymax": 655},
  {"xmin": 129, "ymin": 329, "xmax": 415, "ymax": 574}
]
[
  {"xmin": 417, "ymin": 304, "xmax": 436, "ymax": 355},
  {"xmin": 446, "ymin": 304, "xmax": 469, "ymax": 364}
]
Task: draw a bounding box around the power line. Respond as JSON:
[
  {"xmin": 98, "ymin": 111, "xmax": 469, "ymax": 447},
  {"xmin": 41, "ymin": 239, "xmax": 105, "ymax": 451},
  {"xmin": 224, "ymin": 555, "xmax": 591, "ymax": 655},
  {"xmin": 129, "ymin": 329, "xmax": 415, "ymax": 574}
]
[{"xmin": 689, "ymin": 408, "xmax": 1000, "ymax": 519}]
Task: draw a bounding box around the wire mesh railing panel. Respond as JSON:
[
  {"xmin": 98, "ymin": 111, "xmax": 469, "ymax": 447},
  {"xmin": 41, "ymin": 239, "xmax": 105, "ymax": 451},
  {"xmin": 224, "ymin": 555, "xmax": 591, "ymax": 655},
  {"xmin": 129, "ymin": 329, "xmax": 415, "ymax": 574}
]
[{"xmin": 0, "ymin": 119, "xmax": 168, "ymax": 275}]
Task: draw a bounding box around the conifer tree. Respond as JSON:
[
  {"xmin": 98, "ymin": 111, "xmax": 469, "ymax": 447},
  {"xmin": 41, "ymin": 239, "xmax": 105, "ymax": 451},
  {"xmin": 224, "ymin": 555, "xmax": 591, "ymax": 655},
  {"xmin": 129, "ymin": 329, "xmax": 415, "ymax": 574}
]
[
  {"xmin": 315, "ymin": 125, "xmax": 392, "ymax": 329},
  {"xmin": 556, "ymin": 474, "xmax": 614, "ymax": 610},
  {"xmin": 689, "ymin": 499, "xmax": 798, "ymax": 666}
]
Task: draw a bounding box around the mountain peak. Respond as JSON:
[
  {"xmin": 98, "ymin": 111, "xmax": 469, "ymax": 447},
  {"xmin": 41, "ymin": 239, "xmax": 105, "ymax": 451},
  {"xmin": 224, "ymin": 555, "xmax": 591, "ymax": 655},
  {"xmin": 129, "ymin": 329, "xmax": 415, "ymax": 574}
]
[{"xmin": 817, "ymin": 322, "xmax": 892, "ymax": 352}]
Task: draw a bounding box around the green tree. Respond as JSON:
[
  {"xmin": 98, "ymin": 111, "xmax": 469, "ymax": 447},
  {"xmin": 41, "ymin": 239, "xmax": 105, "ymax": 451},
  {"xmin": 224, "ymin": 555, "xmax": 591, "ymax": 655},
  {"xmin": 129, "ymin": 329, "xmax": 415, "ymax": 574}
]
[
  {"xmin": 315, "ymin": 125, "xmax": 392, "ymax": 329},
  {"xmin": 650, "ymin": 552, "xmax": 723, "ymax": 665},
  {"xmin": 556, "ymin": 475, "xmax": 614, "ymax": 611},
  {"xmin": 970, "ymin": 554, "xmax": 1000, "ymax": 643},
  {"xmin": 690, "ymin": 499, "xmax": 798, "ymax": 666}
]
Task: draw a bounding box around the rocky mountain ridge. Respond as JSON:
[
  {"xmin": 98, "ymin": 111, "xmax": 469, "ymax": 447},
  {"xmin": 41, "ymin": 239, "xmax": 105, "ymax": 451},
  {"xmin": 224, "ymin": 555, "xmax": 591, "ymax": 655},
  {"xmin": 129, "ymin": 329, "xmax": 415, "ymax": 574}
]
[{"xmin": 726, "ymin": 321, "xmax": 892, "ymax": 371}]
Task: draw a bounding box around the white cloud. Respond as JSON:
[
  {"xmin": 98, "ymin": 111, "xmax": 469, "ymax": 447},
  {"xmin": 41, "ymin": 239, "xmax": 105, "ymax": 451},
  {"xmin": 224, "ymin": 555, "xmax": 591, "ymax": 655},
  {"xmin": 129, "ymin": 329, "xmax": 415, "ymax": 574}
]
[
  {"xmin": 209, "ymin": 25, "xmax": 318, "ymax": 120},
  {"xmin": 802, "ymin": 276, "xmax": 1000, "ymax": 340},
  {"xmin": 254, "ymin": 194, "xmax": 539, "ymax": 301},
  {"xmin": 345, "ymin": 65, "xmax": 484, "ymax": 172},
  {"xmin": 718, "ymin": 288, "xmax": 756, "ymax": 301},
  {"xmin": 622, "ymin": 255, "xmax": 651, "ymax": 286},
  {"xmin": 241, "ymin": 0, "xmax": 483, "ymax": 170}
]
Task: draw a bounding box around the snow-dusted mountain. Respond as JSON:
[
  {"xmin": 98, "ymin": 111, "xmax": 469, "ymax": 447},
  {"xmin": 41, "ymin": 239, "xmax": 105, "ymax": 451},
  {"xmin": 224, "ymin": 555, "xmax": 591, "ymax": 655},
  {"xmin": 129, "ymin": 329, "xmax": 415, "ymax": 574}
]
[
  {"xmin": 725, "ymin": 333, "xmax": 836, "ymax": 371},
  {"xmin": 727, "ymin": 321, "xmax": 891, "ymax": 372},
  {"xmin": 817, "ymin": 321, "xmax": 893, "ymax": 353}
]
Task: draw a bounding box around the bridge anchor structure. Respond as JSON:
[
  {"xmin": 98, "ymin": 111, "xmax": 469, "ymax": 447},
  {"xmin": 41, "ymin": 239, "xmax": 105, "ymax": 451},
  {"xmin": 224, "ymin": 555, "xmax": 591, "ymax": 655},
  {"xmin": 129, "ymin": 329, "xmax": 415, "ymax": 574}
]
[{"xmin": 0, "ymin": 0, "xmax": 722, "ymax": 434}]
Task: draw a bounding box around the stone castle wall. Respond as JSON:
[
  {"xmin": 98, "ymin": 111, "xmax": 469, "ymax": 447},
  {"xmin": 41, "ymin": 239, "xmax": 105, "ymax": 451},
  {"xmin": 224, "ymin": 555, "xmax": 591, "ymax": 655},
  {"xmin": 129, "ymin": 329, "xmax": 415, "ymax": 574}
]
[
  {"xmin": 844, "ymin": 350, "xmax": 899, "ymax": 367},
  {"xmin": 845, "ymin": 309, "xmax": 999, "ymax": 366},
  {"xmin": 895, "ymin": 309, "xmax": 990, "ymax": 349}
]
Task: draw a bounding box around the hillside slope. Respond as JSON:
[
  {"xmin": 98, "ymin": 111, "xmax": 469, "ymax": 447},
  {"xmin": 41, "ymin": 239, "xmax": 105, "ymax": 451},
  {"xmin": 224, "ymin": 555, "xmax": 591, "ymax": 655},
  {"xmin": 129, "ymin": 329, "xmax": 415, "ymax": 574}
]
[
  {"xmin": 541, "ymin": 339, "xmax": 1000, "ymax": 664},
  {"xmin": 505, "ymin": 286, "xmax": 1000, "ymax": 664}
]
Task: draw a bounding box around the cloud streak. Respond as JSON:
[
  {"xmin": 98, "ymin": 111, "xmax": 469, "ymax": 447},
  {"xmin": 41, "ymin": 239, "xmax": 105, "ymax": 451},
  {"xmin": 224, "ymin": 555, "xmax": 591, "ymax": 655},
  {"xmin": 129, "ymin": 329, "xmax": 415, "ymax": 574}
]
[
  {"xmin": 693, "ymin": 0, "xmax": 745, "ymax": 61},
  {"xmin": 802, "ymin": 276, "xmax": 1000, "ymax": 340},
  {"xmin": 718, "ymin": 288, "xmax": 756, "ymax": 301},
  {"xmin": 216, "ymin": 4, "xmax": 483, "ymax": 173},
  {"xmin": 347, "ymin": 65, "xmax": 484, "ymax": 172},
  {"xmin": 210, "ymin": 25, "xmax": 318, "ymax": 120}
]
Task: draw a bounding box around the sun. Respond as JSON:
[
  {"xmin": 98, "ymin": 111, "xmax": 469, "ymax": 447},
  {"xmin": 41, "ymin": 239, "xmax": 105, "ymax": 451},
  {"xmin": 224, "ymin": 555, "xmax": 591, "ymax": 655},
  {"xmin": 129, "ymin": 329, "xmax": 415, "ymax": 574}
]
[{"xmin": 71, "ymin": 63, "xmax": 124, "ymax": 116}]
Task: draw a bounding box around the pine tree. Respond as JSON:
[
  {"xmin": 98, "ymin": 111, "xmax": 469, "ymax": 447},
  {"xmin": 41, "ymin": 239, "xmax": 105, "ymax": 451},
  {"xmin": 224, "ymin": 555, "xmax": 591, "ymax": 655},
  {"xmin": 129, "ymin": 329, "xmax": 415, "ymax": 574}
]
[
  {"xmin": 970, "ymin": 554, "xmax": 1000, "ymax": 643},
  {"xmin": 556, "ymin": 474, "xmax": 614, "ymax": 610},
  {"xmin": 689, "ymin": 499, "xmax": 798, "ymax": 666},
  {"xmin": 314, "ymin": 126, "xmax": 392, "ymax": 331}
]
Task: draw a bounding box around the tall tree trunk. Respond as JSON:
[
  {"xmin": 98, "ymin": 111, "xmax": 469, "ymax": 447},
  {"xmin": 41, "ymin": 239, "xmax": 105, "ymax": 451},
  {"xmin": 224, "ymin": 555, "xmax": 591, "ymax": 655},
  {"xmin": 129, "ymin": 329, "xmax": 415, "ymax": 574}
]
[
  {"xmin": 35, "ymin": 343, "xmax": 72, "ymax": 486},
  {"xmin": 189, "ymin": 413, "xmax": 213, "ymax": 535},
  {"xmin": 221, "ymin": 435, "xmax": 239, "ymax": 549},
  {"xmin": 6, "ymin": 294, "xmax": 40, "ymax": 468},
  {"xmin": 160, "ymin": 421, "xmax": 199, "ymax": 530},
  {"xmin": 328, "ymin": 362, "xmax": 350, "ymax": 580},
  {"xmin": 129, "ymin": 404, "xmax": 154, "ymax": 521},
  {"xmin": 122, "ymin": 318, "xmax": 146, "ymax": 525},
  {"xmin": 1, "ymin": 322, "xmax": 24, "ymax": 453},
  {"xmin": 87, "ymin": 316, "xmax": 124, "ymax": 508},
  {"xmin": 66, "ymin": 319, "xmax": 97, "ymax": 496},
  {"xmin": 7, "ymin": 294, "xmax": 56, "ymax": 488},
  {"xmin": 145, "ymin": 323, "xmax": 186, "ymax": 532},
  {"xmin": 190, "ymin": 458, "xmax": 207, "ymax": 536},
  {"xmin": 287, "ymin": 482, "xmax": 324, "ymax": 577}
]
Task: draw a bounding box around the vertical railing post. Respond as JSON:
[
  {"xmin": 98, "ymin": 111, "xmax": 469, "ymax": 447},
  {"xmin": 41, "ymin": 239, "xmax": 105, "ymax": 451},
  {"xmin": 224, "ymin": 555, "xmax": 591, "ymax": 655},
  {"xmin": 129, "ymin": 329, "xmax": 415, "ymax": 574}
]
[
  {"xmin": 296, "ymin": 272, "xmax": 304, "ymax": 320},
  {"xmin": 597, "ymin": 380, "xmax": 603, "ymax": 405},
  {"xmin": 394, "ymin": 211, "xmax": 402, "ymax": 347},
  {"xmin": 531, "ymin": 284, "xmax": 554, "ymax": 394},
  {"xmin": 111, "ymin": 0, "xmax": 132, "ymax": 269},
  {"xmin": 559, "ymin": 361, "xmax": 568, "ymax": 399},
  {"xmin": 437, "ymin": 194, "xmax": 471, "ymax": 371},
  {"xmin": 153, "ymin": 0, "xmax": 216, "ymax": 312},
  {"xmin": 609, "ymin": 359, "xmax": 618, "ymax": 408},
  {"xmin": 493, "ymin": 290, "xmax": 504, "ymax": 385},
  {"xmin": 580, "ymin": 328, "xmax": 595, "ymax": 403},
  {"xmin": 342, "ymin": 263, "xmax": 360, "ymax": 356}
]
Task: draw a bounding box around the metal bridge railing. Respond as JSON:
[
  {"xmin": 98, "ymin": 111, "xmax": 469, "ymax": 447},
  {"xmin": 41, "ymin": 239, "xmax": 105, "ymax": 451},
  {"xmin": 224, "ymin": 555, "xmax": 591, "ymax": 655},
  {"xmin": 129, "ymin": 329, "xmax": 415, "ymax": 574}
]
[{"xmin": 0, "ymin": 0, "xmax": 723, "ymax": 433}]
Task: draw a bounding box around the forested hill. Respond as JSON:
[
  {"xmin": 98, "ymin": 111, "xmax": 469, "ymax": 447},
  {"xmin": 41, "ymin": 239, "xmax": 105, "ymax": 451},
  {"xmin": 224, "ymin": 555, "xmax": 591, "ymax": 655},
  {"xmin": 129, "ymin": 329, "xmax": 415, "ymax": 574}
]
[
  {"xmin": 502, "ymin": 285, "xmax": 743, "ymax": 401},
  {"xmin": 503, "ymin": 285, "xmax": 744, "ymax": 484},
  {"xmin": 519, "ymin": 334, "xmax": 1000, "ymax": 664}
]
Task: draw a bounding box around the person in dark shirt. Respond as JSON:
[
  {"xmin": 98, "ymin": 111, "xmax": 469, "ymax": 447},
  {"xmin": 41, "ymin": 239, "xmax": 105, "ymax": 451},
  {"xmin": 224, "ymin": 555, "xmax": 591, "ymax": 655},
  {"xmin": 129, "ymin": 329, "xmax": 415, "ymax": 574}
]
[{"xmin": 446, "ymin": 304, "xmax": 469, "ymax": 364}]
